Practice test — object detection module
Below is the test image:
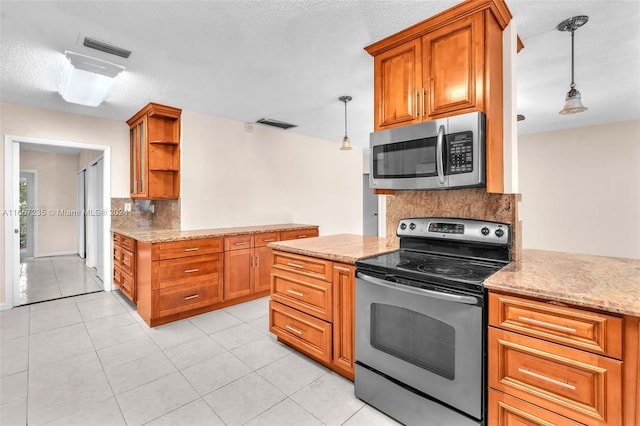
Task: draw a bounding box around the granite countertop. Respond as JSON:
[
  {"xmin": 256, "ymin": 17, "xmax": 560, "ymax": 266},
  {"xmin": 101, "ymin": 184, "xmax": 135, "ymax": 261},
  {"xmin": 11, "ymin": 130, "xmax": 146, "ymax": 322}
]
[
  {"xmin": 485, "ymin": 249, "xmax": 640, "ymax": 317},
  {"xmin": 268, "ymin": 233, "xmax": 396, "ymax": 264},
  {"xmin": 111, "ymin": 223, "xmax": 318, "ymax": 243}
]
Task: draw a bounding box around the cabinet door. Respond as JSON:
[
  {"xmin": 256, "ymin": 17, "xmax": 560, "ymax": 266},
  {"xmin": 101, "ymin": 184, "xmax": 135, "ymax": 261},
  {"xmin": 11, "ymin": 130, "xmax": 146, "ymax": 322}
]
[
  {"xmin": 422, "ymin": 13, "xmax": 483, "ymax": 118},
  {"xmin": 224, "ymin": 247, "xmax": 253, "ymax": 300},
  {"xmin": 130, "ymin": 116, "xmax": 148, "ymax": 198},
  {"xmin": 373, "ymin": 39, "xmax": 422, "ymax": 130},
  {"xmin": 254, "ymin": 245, "xmax": 273, "ymax": 293},
  {"xmin": 332, "ymin": 263, "xmax": 355, "ymax": 380}
]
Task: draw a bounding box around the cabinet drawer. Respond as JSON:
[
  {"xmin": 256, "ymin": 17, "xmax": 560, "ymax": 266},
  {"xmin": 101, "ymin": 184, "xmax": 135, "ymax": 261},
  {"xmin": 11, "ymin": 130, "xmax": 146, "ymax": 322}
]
[
  {"xmin": 272, "ymin": 251, "xmax": 332, "ymax": 282},
  {"xmin": 279, "ymin": 228, "xmax": 318, "ymax": 241},
  {"xmin": 488, "ymin": 389, "xmax": 582, "ymax": 426},
  {"xmin": 269, "ymin": 300, "xmax": 332, "ymax": 366},
  {"xmin": 489, "ymin": 327, "xmax": 622, "ymax": 425},
  {"xmin": 113, "ymin": 245, "xmax": 122, "ymax": 264},
  {"xmin": 224, "ymin": 234, "xmax": 254, "ymax": 251},
  {"xmin": 113, "ymin": 266, "xmax": 122, "ymax": 286},
  {"xmin": 119, "ymin": 235, "xmax": 135, "ymax": 250},
  {"xmin": 271, "ymin": 270, "xmax": 332, "ymax": 321},
  {"xmin": 154, "ymin": 281, "xmax": 220, "ymax": 318},
  {"xmin": 152, "ymin": 238, "xmax": 223, "ymax": 260},
  {"xmin": 489, "ymin": 293, "xmax": 623, "ymax": 359},
  {"xmin": 255, "ymin": 232, "xmax": 279, "ymax": 247},
  {"xmin": 120, "ymin": 270, "xmax": 135, "ymax": 302},
  {"xmin": 120, "ymin": 249, "xmax": 135, "ymax": 275},
  {"xmin": 152, "ymin": 254, "xmax": 222, "ymax": 290}
]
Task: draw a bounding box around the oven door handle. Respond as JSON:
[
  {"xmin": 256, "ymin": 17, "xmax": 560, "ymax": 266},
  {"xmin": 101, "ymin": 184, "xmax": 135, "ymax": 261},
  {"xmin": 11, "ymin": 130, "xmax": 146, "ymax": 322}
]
[{"xmin": 357, "ymin": 272, "xmax": 479, "ymax": 305}]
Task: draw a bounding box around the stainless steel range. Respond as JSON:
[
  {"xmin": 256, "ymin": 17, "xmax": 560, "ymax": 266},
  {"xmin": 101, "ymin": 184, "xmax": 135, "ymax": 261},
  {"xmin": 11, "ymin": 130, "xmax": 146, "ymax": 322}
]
[{"xmin": 354, "ymin": 217, "xmax": 512, "ymax": 426}]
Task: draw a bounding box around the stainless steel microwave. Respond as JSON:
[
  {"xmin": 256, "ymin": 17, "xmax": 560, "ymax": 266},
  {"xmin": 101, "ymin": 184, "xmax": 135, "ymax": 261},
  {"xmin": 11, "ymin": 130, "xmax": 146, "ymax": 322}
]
[{"xmin": 369, "ymin": 111, "xmax": 486, "ymax": 191}]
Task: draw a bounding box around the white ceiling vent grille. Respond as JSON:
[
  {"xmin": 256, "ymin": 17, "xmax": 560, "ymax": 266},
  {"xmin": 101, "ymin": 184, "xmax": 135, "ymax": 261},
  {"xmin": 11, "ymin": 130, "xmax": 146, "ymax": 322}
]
[
  {"xmin": 83, "ymin": 37, "xmax": 131, "ymax": 58},
  {"xmin": 256, "ymin": 118, "xmax": 297, "ymax": 130}
]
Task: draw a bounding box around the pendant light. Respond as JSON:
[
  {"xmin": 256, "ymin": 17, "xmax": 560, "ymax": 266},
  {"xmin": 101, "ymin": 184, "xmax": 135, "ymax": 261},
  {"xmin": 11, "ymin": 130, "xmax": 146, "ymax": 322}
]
[
  {"xmin": 339, "ymin": 95, "xmax": 353, "ymax": 150},
  {"xmin": 558, "ymin": 15, "xmax": 589, "ymax": 115}
]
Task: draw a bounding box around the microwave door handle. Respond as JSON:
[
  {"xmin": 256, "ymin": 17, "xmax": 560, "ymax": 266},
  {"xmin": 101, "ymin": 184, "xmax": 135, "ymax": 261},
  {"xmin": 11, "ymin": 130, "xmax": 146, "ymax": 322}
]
[
  {"xmin": 357, "ymin": 272, "xmax": 479, "ymax": 305},
  {"xmin": 436, "ymin": 125, "xmax": 445, "ymax": 184}
]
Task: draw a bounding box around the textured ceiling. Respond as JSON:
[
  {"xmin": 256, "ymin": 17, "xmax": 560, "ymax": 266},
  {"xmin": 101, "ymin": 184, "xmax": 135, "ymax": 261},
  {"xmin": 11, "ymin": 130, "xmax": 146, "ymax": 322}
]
[{"xmin": 1, "ymin": 0, "xmax": 639, "ymax": 151}]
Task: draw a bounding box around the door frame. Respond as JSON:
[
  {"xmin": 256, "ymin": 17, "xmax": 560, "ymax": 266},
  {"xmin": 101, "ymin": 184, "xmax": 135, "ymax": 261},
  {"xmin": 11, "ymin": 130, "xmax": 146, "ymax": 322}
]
[{"xmin": 3, "ymin": 135, "xmax": 111, "ymax": 310}]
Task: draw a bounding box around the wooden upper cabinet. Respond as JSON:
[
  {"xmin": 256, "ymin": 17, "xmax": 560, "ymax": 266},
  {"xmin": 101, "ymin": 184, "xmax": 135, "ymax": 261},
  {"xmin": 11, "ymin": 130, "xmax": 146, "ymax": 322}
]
[
  {"xmin": 365, "ymin": 0, "xmax": 517, "ymax": 193},
  {"xmin": 127, "ymin": 103, "xmax": 181, "ymax": 200},
  {"xmin": 374, "ymin": 39, "xmax": 422, "ymax": 129},
  {"xmin": 423, "ymin": 13, "xmax": 483, "ymax": 117}
]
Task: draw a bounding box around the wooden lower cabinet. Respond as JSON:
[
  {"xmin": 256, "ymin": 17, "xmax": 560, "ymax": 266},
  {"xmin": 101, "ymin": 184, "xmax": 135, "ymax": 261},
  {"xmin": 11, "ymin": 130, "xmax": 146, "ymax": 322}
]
[
  {"xmin": 136, "ymin": 237, "xmax": 224, "ymax": 326},
  {"xmin": 270, "ymin": 251, "xmax": 355, "ymax": 380},
  {"xmin": 488, "ymin": 292, "xmax": 625, "ymax": 426},
  {"xmin": 224, "ymin": 228, "xmax": 318, "ymax": 303},
  {"xmin": 113, "ymin": 232, "xmax": 136, "ymax": 302}
]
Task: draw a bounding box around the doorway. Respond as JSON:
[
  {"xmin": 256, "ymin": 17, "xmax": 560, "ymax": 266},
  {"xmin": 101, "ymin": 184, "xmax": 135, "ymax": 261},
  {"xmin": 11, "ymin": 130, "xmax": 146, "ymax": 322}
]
[
  {"xmin": 19, "ymin": 170, "xmax": 37, "ymax": 259},
  {"xmin": 3, "ymin": 136, "xmax": 111, "ymax": 310}
]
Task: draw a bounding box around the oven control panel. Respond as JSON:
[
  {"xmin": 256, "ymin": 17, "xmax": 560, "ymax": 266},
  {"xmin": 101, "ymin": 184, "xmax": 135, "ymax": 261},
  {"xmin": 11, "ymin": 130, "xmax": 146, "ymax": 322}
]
[{"xmin": 397, "ymin": 217, "xmax": 511, "ymax": 245}]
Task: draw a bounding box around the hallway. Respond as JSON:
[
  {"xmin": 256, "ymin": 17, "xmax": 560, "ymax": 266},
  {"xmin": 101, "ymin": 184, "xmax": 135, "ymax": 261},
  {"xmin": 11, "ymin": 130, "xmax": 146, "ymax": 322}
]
[{"xmin": 18, "ymin": 255, "xmax": 103, "ymax": 305}]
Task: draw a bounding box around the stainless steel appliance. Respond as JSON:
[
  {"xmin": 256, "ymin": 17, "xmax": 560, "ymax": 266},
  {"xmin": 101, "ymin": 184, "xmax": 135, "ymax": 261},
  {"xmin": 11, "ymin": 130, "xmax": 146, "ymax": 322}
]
[
  {"xmin": 369, "ymin": 111, "xmax": 486, "ymax": 191},
  {"xmin": 354, "ymin": 217, "xmax": 511, "ymax": 426}
]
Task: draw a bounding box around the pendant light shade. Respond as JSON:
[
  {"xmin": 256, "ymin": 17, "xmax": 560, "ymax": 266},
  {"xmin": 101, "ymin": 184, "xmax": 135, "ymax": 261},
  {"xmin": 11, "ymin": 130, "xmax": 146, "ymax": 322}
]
[
  {"xmin": 558, "ymin": 16, "xmax": 589, "ymax": 115},
  {"xmin": 339, "ymin": 95, "xmax": 353, "ymax": 150}
]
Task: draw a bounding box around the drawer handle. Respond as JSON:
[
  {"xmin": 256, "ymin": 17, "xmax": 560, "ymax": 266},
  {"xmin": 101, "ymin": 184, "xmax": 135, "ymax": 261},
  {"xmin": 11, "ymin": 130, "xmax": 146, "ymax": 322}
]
[
  {"xmin": 296, "ymin": 235, "xmax": 307, "ymax": 239},
  {"xmin": 123, "ymin": 260, "xmax": 130, "ymax": 266},
  {"xmin": 518, "ymin": 368, "xmax": 576, "ymax": 390},
  {"xmin": 334, "ymin": 266, "xmax": 350, "ymax": 272},
  {"xmin": 184, "ymin": 294, "xmax": 199, "ymax": 300},
  {"xmin": 285, "ymin": 325, "xmax": 303, "ymax": 335},
  {"xmin": 184, "ymin": 248, "xmax": 200, "ymax": 252},
  {"xmin": 518, "ymin": 316, "xmax": 577, "ymax": 333},
  {"xmin": 286, "ymin": 289, "xmax": 304, "ymax": 297},
  {"xmin": 287, "ymin": 262, "xmax": 304, "ymax": 269},
  {"xmin": 184, "ymin": 269, "xmax": 199, "ymax": 273},
  {"xmin": 263, "ymin": 238, "xmax": 276, "ymax": 242},
  {"xmin": 233, "ymin": 241, "xmax": 250, "ymax": 246}
]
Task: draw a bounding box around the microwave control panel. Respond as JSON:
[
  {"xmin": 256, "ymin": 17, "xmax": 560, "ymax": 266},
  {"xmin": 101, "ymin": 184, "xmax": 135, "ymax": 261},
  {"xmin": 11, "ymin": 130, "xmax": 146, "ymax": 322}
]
[{"xmin": 447, "ymin": 131, "xmax": 473, "ymax": 174}]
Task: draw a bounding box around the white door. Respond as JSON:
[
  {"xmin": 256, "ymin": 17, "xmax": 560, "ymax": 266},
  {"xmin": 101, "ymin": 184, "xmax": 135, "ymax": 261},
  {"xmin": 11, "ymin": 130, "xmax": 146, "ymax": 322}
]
[
  {"xmin": 77, "ymin": 170, "xmax": 86, "ymax": 259},
  {"xmin": 19, "ymin": 170, "xmax": 37, "ymax": 258},
  {"xmin": 94, "ymin": 158, "xmax": 104, "ymax": 281}
]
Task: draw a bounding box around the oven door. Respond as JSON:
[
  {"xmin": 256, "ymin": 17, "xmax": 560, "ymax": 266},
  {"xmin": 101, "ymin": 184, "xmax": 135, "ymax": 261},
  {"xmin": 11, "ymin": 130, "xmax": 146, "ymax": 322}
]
[{"xmin": 355, "ymin": 271, "xmax": 485, "ymax": 420}]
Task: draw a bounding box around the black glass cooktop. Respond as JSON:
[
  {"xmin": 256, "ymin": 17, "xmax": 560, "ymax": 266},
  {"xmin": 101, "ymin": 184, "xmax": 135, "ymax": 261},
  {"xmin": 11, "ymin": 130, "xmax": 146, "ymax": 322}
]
[{"xmin": 356, "ymin": 249, "xmax": 505, "ymax": 285}]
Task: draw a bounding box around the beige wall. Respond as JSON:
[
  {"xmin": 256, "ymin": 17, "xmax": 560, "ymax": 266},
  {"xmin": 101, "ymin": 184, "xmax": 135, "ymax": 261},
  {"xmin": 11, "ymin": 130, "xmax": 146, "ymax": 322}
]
[
  {"xmin": 1, "ymin": 103, "xmax": 363, "ymax": 305},
  {"xmin": 518, "ymin": 119, "xmax": 640, "ymax": 259},
  {"xmin": 20, "ymin": 150, "xmax": 79, "ymax": 255},
  {"xmin": 180, "ymin": 111, "xmax": 363, "ymax": 235},
  {"xmin": 78, "ymin": 149, "xmax": 104, "ymax": 171}
]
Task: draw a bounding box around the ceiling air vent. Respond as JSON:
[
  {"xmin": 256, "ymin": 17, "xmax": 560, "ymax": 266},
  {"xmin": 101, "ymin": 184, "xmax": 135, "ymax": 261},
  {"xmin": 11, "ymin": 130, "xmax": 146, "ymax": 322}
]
[
  {"xmin": 83, "ymin": 37, "xmax": 131, "ymax": 59},
  {"xmin": 256, "ymin": 118, "xmax": 297, "ymax": 130}
]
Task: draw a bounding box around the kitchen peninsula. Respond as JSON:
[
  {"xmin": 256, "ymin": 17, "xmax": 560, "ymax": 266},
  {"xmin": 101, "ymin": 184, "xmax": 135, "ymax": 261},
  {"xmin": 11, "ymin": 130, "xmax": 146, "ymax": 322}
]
[
  {"xmin": 111, "ymin": 223, "xmax": 319, "ymax": 326},
  {"xmin": 267, "ymin": 234, "xmax": 640, "ymax": 425},
  {"xmin": 267, "ymin": 234, "xmax": 394, "ymax": 380}
]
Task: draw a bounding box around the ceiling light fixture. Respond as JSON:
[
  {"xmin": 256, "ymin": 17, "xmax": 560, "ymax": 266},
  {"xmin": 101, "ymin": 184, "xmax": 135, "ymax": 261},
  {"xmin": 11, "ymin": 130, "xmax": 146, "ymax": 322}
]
[
  {"xmin": 557, "ymin": 15, "xmax": 589, "ymax": 115},
  {"xmin": 339, "ymin": 95, "xmax": 353, "ymax": 150},
  {"xmin": 59, "ymin": 51, "xmax": 125, "ymax": 107}
]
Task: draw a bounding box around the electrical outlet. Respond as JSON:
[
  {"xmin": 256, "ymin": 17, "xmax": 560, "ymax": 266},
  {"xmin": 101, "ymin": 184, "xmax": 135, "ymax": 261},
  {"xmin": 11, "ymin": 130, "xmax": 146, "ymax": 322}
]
[{"xmin": 124, "ymin": 202, "xmax": 131, "ymax": 212}]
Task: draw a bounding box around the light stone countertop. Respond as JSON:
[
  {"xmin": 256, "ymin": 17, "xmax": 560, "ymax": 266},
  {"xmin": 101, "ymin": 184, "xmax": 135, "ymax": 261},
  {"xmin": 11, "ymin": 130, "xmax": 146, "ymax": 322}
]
[
  {"xmin": 268, "ymin": 233, "xmax": 395, "ymax": 264},
  {"xmin": 111, "ymin": 223, "xmax": 318, "ymax": 243},
  {"xmin": 485, "ymin": 249, "xmax": 640, "ymax": 317}
]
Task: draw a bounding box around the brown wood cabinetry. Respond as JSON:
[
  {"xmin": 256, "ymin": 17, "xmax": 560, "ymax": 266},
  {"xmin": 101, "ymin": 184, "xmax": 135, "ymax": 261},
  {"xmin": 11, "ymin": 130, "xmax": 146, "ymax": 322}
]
[
  {"xmin": 112, "ymin": 232, "xmax": 136, "ymax": 302},
  {"xmin": 136, "ymin": 237, "xmax": 223, "ymax": 326},
  {"xmin": 127, "ymin": 103, "xmax": 181, "ymax": 200},
  {"xmin": 269, "ymin": 251, "xmax": 356, "ymax": 380},
  {"xmin": 365, "ymin": 0, "xmax": 518, "ymax": 193},
  {"xmin": 223, "ymin": 228, "xmax": 318, "ymax": 303},
  {"xmin": 488, "ymin": 292, "xmax": 625, "ymax": 425}
]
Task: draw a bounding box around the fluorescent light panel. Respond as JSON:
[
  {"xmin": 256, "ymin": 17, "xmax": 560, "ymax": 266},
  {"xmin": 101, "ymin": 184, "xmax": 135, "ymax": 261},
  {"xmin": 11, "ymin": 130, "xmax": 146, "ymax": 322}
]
[{"xmin": 59, "ymin": 51, "xmax": 125, "ymax": 107}]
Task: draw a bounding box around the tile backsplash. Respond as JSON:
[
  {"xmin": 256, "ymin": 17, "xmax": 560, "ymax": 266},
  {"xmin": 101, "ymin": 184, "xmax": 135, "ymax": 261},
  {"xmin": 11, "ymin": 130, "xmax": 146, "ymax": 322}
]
[
  {"xmin": 111, "ymin": 198, "xmax": 180, "ymax": 229},
  {"xmin": 386, "ymin": 188, "xmax": 522, "ymax": 260}
]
